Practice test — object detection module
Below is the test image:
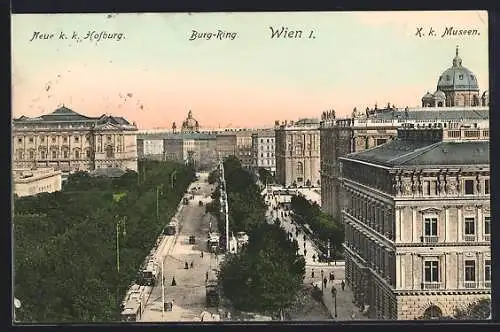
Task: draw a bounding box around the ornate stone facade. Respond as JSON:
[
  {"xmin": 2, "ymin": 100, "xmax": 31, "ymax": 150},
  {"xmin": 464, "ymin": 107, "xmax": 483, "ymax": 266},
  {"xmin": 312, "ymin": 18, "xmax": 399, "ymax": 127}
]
[
  {"xmin": 340, "ymin": 127, "xmax": 490, "ymax": 320},
  {"xmin": 320, "ymin": 47, "xmax": 489, "ymax": 223},
  {"xmin": 275, "ymin": 118, "xmax": 321, "ymax": 188},
  {"xmin": 12, "ymin": 106, "xmax": 138, "ymax": 173}
]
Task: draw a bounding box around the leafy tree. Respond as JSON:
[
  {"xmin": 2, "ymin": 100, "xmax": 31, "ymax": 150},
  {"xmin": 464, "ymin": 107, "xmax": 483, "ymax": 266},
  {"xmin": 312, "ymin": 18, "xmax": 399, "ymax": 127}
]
[
  {"xmin": 13, "ymin": 160, "xmax": 194, "ymax": 323},
  {"xmin": 453, "ymin": 298, "xmax": 491, "ymax": 320},
  {"xmin": 258, "ymin": 167, "xmax": 275, "ymax": 185},
  {"xmin": 290, "ymin": 195, "xmax": 344, "ymax": 257},
  {"xmin": 219, "ymin": 223, "xmax": 305, "ymax": 318}
]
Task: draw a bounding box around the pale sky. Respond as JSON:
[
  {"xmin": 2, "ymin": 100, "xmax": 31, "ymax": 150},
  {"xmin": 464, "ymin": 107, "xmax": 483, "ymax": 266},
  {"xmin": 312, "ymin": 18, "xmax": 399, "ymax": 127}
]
[{"xmin": 11, "ymin": 11, "xmax": 488, "ymax": 129}]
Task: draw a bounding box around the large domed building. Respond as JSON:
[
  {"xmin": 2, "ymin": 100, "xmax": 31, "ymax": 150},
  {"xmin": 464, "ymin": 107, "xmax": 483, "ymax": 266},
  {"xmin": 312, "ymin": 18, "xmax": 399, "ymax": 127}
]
[
  {"xmin": 181, "ymin": 110, "xmax": 200, "ymax": 133},
  {"xmin": 422, "ymin": 46, "xmax": 488, "ymax": 107}
]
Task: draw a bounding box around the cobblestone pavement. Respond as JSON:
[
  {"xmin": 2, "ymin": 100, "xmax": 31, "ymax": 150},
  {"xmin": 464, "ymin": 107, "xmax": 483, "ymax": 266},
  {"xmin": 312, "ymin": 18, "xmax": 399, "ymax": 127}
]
[{"xmin": 140, "ymin": 174, "xmax": 221, "ymax": 322}]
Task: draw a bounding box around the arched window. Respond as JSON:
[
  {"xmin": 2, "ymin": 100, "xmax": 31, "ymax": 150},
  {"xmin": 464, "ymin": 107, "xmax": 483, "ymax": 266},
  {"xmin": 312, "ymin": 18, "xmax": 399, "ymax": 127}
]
[
  {"xmin": 75, "ymin": 150, "xmax": 80, "ymax": 159},
  {"xmin": 422, "ymin": 305, "xmax": 443, "ymax": 320},
  {"xmin": 40, "ymin": 150, "xmax": 47, "ymax": 159}
]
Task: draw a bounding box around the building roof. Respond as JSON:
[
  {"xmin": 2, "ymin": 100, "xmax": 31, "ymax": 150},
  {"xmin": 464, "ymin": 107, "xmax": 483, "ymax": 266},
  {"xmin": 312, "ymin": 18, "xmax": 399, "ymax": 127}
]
[
  {"xmin": 13, "ymin": 106, "xmax": 135, "ymax": 127},
  {"xmin": 137, "ymin": 132, "xmax": 216, "ymax": 140},
  {"xmin": 366, "ymin": 107, "xmax": 488, "ymax": 122},
  {"xmin": 345, "ymin": 139, "xmax": 489, "ymax": 167},
  {"xmin": 295, "ymin": 118, "xmax": 320, "ymax": 125},
  {"xmin": 14, "ymin": 106, "xmax": 93, "ymax": 122},
  {"xmin": 436, "ymin": 47, "xmax": 479, "ymax": 92}
]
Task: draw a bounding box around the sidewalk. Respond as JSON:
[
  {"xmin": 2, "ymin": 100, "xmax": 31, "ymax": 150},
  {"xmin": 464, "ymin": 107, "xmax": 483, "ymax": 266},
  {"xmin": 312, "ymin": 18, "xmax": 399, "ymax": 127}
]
[{"xmin": 321, "ymin": 280, "xmax": 367, "ymax": 321}]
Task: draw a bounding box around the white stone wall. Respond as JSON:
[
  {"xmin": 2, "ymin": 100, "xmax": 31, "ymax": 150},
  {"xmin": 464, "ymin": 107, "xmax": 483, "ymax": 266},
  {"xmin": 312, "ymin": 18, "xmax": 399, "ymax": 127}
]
[
  {"xmin": 143, "ymin": 139, "xmax": 164, "ymax": 155},
  {"xmin": 13, "ymin": 168, "xmax": 62, "ymax": 197}
]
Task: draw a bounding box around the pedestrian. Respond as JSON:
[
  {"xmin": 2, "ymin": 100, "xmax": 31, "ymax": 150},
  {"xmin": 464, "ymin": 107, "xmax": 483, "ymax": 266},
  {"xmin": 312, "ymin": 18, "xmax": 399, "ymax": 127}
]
[
  {"xmin": 171, "ymin": 276, "xmax": 177, "ymax": 286},
  {"xmin": 201, "ymin": 251, "xmax": 204, "ymax": 258},
  {"xmin": 185, "ymin": 261, "xmax": 189, "ymax": 269},
  {"xmin": 311, "ymin": 269, "xmax": 315, "ymax": 278},
  {"xmin": 303, "ymin": 242, "xmax": 306, "ymax": 249},
  {"xmin": 190, "ymin": 261, "xmax": 194, "ymax": 268},
  {"xmin": 303, "ymin": 234, "xmax": 306, "ymax": 242},
  {"xmin": 323, "ymin": 277, "xmax": 327, "ymax": 289},
  {"xmin": 304, "ymin": 249, "xmax": 307, "ymax": 257},
  {"xmin": 341, "ymin": 280, "xmax": 345, "ymax": 291},
  {"xmin": 332, "ymin": 272, "xmax": 335, "ymax": 280}
]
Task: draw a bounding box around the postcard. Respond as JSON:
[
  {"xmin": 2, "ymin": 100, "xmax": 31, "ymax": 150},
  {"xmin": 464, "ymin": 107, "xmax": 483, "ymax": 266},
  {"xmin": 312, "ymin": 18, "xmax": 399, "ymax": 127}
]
[{"xmin": 11, "ymin": 11, "xmax": 490, "ymax": 324}]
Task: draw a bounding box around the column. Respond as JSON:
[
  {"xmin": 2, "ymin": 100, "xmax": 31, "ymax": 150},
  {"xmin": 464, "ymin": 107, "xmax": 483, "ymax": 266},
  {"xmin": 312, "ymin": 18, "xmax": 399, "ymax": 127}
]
[
  {"xmin": 476, "ymin": 251, "xmax": 481, "ymax": 286},
  {"xmin": 396, "ymin": 254, "xmax": 401, "ymax": 289},
  {"xmin": 401, "ymin": 254, "xmax": 406, "ymax": 289},
  {"xmin": 456, "ymin": 206, "xmax": 462, "ymax": 242},
  {"xmin": 444, "ymin": 206, "xmax": 449, "ymax": 242},
  {"xmin": 399, "ymin": 207, "xmax": 403, "ymax": 242},
  {"xmin": 476, "ymin": 206, "xmax": 483, "ymax": 241},
  {"xmin": 411, "ymin": 253, "xmax": 415, "ymax": 289},
  {"xmin": 411, "ymin": 207, "xmax": 417, "ymax": 242},
  {"xmin": 442, "ymin": 254, "xmax": 447, "ymax": 288},
  {"xmin": 456, "ymin": 252, "xmax": 460, "ymax": 288}
]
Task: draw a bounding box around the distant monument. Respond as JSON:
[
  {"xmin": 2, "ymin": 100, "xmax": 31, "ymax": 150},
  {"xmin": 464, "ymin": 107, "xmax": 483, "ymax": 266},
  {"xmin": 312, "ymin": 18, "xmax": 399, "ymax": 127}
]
[{"xmin": 181, "ymin": 110, "xmax": 200, "ymax": 133}]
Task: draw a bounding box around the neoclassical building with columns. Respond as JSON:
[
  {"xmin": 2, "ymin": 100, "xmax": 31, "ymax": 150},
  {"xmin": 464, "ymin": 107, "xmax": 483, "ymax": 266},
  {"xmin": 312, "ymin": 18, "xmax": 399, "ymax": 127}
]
[
  {"xmin": 320, "ymin": 47, "xmax": 489, "ymax": 222},
  {"xmin": 275, "ymin": 118, "xmax": 321, "ymax": 188},
  {"xmin": 340, "ymin": 125, "xmax": 490, "ymax": 320},
  {"xmin": 12, "ymin": 106, "xmax": 138, "ymax": 173}
]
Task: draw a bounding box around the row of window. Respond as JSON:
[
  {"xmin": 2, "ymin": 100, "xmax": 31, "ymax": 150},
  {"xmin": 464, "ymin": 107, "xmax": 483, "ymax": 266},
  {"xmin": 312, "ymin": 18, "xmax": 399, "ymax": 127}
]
[
  {"xmin": 346, "ymin": 196, "xmax": 394, "ymax": 239},
  {"xmin": 17, "ymin": 135, "xmax": 118, "ymax": 144},
  {"xmin": 418, "ymin": 178, "xmax": 490, "ymax": 196},
  {"xmin": 259, "ymin": 159, "xmax": 274, "ymax": 166},
  {"xmin": 345, "ymin": 226, "xmax": 396, "ymax": 286},
  {"xmin": 260, "ymin": 152, "xmax": 275, "ymax": 158},
  {"xmin": 423, "ymin": 216, "xmax": 490, "ymax": 242},
  {"xmin": 17, "ymin": 146, "xmax": 120, "ymax": 160},
  {"xmin": 464, "ymin": 178, "xmax": 490, "ymax": 195},
  {"xmin": 423, "ymin": 259, "xmax": 490, "ymax": 288},
  {"xmin": 260, "ymin": 138, "xmax": 274, "ymax": 143}
]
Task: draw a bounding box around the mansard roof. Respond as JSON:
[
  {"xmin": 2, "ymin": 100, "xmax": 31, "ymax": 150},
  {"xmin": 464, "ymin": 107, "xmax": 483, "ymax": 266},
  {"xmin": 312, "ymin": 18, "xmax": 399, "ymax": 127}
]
[{"xmin": 344, "ymin": 139, "xmax": 489, "ymax": 167}]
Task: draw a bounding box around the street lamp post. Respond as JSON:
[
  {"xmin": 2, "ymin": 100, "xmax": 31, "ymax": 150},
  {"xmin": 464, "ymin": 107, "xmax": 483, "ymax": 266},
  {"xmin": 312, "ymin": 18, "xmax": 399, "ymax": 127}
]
[
  {"xmin": 156, "ymin": 185, "xmax": 164, "ymax": 221},
  {"xmin": 219, "ymin": 160, "xmax": 230, "ymax": 253},
  {"xmin": 333, "ymin": 287, "xmax": 338, "ymax": 318},
  {"xmin": 161, "ymin": 255, "xmax": 165, "ymax": 320},
  {"xmin": 116, "ymin": 216, "xmax": 127, "ymax": 310},
  {"xmin": 116, "ymin": 216, "xmax": 127, "ymax": 273}
]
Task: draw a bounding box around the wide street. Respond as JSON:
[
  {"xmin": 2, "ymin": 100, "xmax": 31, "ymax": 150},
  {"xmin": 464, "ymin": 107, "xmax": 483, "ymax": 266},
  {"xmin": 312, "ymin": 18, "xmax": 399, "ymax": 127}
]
[
  {"xmin": 140, "ymin": 172, "xmax": 222, "ymax": 322},
  {"xmin": 263, "ymin": 187, "xmax": 366, "ymax": 320}
]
